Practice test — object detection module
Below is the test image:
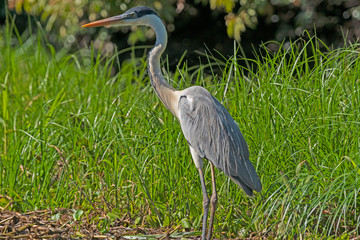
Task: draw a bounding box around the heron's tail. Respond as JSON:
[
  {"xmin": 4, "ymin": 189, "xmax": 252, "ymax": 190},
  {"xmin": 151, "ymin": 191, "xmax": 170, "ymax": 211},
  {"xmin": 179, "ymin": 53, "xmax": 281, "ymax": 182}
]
[
  {"xmin": 230, "ymin": 175, "xmax": 260, "ymax": 197},
  {"xmin": 229, "ymin": 159, "xmax": 262, "ymax": 197}
]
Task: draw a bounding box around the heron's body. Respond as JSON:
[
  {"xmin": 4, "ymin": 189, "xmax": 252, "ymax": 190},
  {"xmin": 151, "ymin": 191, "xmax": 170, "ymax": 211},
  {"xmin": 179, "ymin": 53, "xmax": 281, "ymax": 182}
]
[{"xmin": 83, "ymin": 7, "xmax": 262, "ymax": 239}]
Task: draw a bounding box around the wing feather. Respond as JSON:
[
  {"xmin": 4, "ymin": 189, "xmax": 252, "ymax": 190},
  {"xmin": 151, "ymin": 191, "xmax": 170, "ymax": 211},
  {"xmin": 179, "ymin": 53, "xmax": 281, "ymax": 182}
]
[{"xmin": 178, "ymin": 87, "xmax": 262, "ymax": 195}]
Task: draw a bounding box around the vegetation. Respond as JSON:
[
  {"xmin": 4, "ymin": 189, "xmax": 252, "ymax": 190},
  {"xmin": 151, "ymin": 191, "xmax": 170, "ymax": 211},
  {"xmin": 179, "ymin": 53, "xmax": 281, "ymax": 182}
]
[
  {"xmin": 1, "ymin": 13, "xmax": 360, "ymax": 239},
  {"xmin": 7, "ymin": 0, "xmax": 360, "ymax": 44}
]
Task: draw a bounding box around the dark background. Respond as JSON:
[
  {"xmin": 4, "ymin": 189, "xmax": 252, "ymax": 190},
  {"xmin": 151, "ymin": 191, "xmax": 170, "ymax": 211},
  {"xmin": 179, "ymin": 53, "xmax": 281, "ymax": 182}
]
[{"xmin": 1, "ymin": 0, "xmax": 360, "ymax": 62}]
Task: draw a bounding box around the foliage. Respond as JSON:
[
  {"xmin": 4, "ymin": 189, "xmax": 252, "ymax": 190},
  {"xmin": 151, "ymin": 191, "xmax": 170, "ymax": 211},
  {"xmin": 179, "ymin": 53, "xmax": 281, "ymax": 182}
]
[
  {"xmin": 7, "ymin": 0, "xmax": 177, "ymax": 46},
  {"xmin": 6, "ymin": 0, "xmax": 360, "ymax": 45},
  {"xmin": 1, "ymin": 14, "xmax": 360, "ymax": 238}
]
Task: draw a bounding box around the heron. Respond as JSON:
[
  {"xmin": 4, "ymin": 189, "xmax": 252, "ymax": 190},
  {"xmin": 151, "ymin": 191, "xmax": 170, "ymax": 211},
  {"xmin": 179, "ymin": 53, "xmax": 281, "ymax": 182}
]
[{"xmin": 82, "ymin": 6, "xmax": 262, "ymax": 239}]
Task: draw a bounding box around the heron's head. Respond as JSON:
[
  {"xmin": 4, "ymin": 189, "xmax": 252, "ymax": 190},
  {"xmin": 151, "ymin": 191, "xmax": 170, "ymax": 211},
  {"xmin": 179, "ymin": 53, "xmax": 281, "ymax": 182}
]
[{"xmin": 82, "ymin": 6, "xmax": 160, "ymax": 28}]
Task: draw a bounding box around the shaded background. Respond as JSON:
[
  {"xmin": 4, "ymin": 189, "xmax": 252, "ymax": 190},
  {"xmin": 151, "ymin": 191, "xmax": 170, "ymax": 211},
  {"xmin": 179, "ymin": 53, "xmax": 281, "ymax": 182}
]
[{"xmin": 2, "ymin": 0, "xmax": 360, "ymax": 61}]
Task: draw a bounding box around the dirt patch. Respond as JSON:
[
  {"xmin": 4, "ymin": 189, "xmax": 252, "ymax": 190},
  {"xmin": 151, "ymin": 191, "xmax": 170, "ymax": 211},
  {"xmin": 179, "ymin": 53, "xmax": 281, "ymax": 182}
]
[{"xmin": 0, "ymin": 208, "xmax": 184, "ymax": 239}]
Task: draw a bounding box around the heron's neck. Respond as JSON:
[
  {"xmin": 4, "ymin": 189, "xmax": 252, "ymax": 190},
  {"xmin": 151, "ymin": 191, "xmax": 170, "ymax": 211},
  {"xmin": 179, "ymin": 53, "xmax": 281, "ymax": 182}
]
[{"xmin": 146, "ymin": 16, "xmax": 177, "ymax": 116}]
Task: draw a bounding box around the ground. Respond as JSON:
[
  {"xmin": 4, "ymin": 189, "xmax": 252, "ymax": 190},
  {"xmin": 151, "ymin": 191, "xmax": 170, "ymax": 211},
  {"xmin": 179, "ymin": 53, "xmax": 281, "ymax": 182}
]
[
  {"xmin": 0, "ymin": 208, "xmax": 174, "ymax": 239},
  {"xmin": 0, "ymin": 208, "xmax": 267, "ymax": 239}
]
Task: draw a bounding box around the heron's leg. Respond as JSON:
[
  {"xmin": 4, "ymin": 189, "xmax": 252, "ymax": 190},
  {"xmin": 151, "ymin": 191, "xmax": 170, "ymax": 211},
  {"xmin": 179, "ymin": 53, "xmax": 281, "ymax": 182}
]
[
  {"xmin": 189, "ymin": 147, "xmax": 209, "ymax": 240},
  {"xmin": 198, "ymin": 167, "xmax": 210, "ymax": 240},
  {"xmin": 207, "ymin": 163, "xmax": 218, "ymax": 240}
]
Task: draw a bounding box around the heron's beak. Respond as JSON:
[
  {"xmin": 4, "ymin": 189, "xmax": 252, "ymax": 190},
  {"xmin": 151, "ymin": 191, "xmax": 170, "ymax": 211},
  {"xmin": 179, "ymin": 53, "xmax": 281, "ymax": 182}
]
[{"xmin": 82, "ymin": 15, "xmax": 125, "ymax": 28}]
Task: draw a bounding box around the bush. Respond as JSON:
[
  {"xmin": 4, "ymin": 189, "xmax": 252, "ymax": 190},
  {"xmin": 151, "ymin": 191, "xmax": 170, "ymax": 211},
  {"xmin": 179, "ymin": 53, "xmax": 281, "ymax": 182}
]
[{"xmin": 6, "ymin": 0, "xmax": 360, "ymax": 44}]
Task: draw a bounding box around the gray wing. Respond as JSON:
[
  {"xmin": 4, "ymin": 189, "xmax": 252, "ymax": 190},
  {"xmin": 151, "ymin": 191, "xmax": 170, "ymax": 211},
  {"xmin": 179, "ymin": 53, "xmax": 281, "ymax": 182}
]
[{"xmin": 178, "ymin": 86, "xmax": 262, "ymax": 196}]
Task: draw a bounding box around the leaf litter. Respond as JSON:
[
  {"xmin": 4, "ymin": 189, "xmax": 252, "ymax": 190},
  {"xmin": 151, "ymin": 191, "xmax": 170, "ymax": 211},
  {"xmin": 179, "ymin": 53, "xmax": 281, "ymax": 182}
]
[{"xmin": 0, "ymin": 208, "xmax": 192, "ymax": 239}]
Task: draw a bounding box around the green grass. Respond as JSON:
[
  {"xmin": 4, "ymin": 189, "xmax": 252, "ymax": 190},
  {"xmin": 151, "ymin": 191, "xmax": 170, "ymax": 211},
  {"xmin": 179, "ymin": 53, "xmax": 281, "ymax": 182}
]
[{"xmin": 1, "ymin": 15, "xmax": 360, "ymax": 238}]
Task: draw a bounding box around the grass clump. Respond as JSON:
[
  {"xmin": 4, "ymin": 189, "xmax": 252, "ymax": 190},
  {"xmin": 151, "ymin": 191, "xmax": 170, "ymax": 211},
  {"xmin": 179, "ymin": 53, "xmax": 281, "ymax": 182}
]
[{"xmin": 1, "ymin": 15, "xmax": 359, "ymax": 238}]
